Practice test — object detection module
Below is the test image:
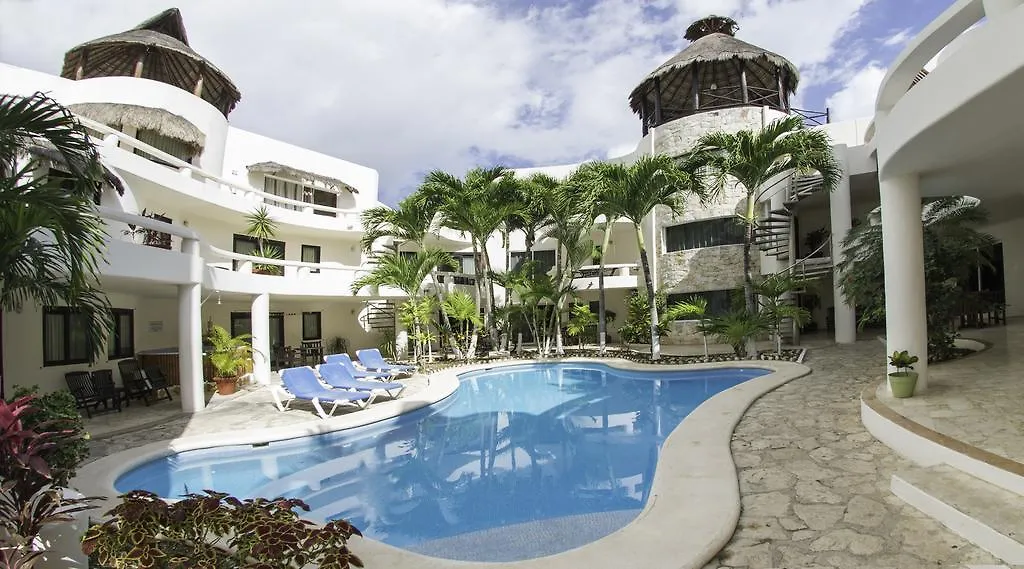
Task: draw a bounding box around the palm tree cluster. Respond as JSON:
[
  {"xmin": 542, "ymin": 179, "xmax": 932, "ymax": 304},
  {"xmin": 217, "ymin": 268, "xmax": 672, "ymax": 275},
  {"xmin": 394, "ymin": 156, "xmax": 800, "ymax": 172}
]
[{"xmin": 353, "ymin": 116, "xmax": 841, "ymax": 362}]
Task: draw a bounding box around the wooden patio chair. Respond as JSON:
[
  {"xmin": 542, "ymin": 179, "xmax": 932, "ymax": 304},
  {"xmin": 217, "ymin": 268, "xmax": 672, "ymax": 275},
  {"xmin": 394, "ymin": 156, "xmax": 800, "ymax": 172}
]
[
  {"xmin": 141, "ymin": 366, "xmax": 174, "ymax": 403},
  {"xmin": 64, "ymin": 370, "xmax": 117, "ymax": 418}
]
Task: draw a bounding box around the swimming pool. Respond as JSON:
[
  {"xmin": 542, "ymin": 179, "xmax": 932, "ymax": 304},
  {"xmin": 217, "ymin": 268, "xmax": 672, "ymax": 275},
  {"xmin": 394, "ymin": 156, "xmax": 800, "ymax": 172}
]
[{"xmin": 116, "ymin": 362, "xmax": 769, "ymax": 561}]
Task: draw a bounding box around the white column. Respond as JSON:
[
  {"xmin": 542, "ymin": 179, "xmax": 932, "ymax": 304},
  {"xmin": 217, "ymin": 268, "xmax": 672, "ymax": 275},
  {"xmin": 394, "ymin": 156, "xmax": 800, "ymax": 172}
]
[
  {"xmin": 251, "ymin": 293, "xmax": 271, "ymax": 385},
  {"xmin": 880, "ymin": 174, "xmax": 928, "ymax": 392},
  {"xmin": 177, "ymin": 283, "xmax": 204, "ymax": 413},
  {"xmin": 830, "ymin": 145, "xmax": 857, "ymax": 344},
  {"xmin": 983, "ymin": 0, "xmax": 1022, "ymax": 18}
]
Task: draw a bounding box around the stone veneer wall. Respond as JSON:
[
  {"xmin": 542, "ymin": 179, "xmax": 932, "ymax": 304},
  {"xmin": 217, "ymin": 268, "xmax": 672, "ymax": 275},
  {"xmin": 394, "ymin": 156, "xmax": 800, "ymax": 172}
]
[{"xmin": 649, "ymin": 106, "xmax": 790, "ymax": 344}]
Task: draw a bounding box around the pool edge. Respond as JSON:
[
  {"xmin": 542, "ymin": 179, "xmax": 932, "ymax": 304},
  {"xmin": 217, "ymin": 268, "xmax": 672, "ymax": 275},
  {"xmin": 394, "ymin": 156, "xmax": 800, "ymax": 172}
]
[{"xmin": 73, "ymin": 358, "xmax": 811, "ymax": 569}]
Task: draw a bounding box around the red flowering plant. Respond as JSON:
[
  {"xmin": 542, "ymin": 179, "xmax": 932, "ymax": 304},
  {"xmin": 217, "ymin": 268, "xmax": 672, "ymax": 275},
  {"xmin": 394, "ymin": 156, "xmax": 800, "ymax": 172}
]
[
  {"xmin": 82, "ymin": 490, "xmax": 364, "ymax": 569},
  {"xmin": 0, "ymin": 396, "xmax": 97, "ymax": 568}
]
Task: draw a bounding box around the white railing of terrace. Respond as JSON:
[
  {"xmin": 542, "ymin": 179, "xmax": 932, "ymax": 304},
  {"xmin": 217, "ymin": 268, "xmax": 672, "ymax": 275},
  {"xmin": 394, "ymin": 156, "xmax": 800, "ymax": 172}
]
[
  {"xmin": 98, "ymin": 206, "xmax": 201, "ymax": 256},
  {"xmin": 77, "ymin": 116, "xmax": 364, "ymax": 224},
  {"xmin": 572, "ymin": 263, "xmax": 640, "ymax": 280},
  {"xmin": 203, "ymin": 244, "xmax": 366, "ymax": 280},
  {"xmin": 873, "ymin": 0, "xmax": 1014, "ymax": 121}
]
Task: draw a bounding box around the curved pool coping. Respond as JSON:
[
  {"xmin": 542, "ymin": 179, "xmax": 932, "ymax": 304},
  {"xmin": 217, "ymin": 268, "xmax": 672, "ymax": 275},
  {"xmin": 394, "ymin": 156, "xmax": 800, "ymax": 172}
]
[{"xmin": 73, "ymin": 358, "xmax": 810, "ymax": 569}]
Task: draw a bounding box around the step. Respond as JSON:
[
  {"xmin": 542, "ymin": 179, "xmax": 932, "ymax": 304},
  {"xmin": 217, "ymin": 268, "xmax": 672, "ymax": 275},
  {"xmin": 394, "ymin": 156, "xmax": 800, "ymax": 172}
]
[{"xmin": 892, "ymin": 465, "xmax": 1024, "ymax": 564}]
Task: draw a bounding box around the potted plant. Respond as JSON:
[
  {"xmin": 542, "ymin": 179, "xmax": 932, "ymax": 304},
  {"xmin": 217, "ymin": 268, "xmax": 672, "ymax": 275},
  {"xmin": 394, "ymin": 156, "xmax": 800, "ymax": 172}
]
[
  {"xmin": 206, "ymin": 324, "xmax": 254, "ymax": 396},
  {"xmin": 244, "ymin": 205, "xmax": 284, "ymax": 276},
  {"xmin": 888, "ymin": 350, "xmax": 919, "ymax": 398}
]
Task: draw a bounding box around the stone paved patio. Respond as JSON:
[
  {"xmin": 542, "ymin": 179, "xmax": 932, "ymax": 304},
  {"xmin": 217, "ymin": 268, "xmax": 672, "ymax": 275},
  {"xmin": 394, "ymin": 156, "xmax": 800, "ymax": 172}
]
[
  {"xmin": 84, "ymin": 341, "xmax": 1008, "ymax": 568},
  {"xmin": 708, "ymin": 338, "xmax": 1002, "ymax": 569},
  {"xmin": 880, "ymin": 320, "xmax": 1024, "ymax": 466}
]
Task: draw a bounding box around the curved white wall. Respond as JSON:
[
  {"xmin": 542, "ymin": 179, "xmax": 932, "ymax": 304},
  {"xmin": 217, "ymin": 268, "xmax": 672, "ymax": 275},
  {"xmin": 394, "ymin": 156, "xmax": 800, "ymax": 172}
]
[{"xmin": 50, "ymin": 76, "xmax": 230, "ymax": 175}]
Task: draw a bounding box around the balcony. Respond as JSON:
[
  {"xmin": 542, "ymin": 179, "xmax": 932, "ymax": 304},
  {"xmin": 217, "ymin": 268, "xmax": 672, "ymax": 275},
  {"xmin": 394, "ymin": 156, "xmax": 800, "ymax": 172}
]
[
  {"xmin": 78, "ymin": 116, "xmax": 365, "ymax": 232},
  {"xmin": 571, "ymin": 264, "xmax": 640, "ymax": 290}
]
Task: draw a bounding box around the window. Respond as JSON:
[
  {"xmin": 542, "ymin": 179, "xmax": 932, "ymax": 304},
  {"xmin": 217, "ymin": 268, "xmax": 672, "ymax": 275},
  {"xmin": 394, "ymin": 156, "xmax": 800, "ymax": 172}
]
[
  {"xmin": 510, "ymin": 250, "xmax": 555, "ymax": 274},
  {"xmin": 665, "ymin": 218, "xmax": 744, "ymax": 252},
  {"xmin": 233, "ymin": 234, "xmax": 285, "ymax": 275},
  {"xmin": 301, "ymin": 244, "xmax": 321, "ymax": 274},
  {"xmin": 437, "ymin": 253, "xmax": 477, "ymax": 284},
  {"xmin": 263, "ymin": 176, "xmax": 338, "ymax": 217},
  {"xmin": 43, "ymin": 307, "xmax": 90, "ymax": 366},
  {"xmin": 134, "ymin": 130, "xmax": 194, "ymax": 166},
  {"xmin": 107, "ymin": 309, "xmax": 135, "ymax": 359},
  {"xmin": 302, "ymin": 312, "xmax": 322, "ymax": 340},
  {"xmin": 666, "ymin": 289, "xmax": 739, "ymax": 319}
]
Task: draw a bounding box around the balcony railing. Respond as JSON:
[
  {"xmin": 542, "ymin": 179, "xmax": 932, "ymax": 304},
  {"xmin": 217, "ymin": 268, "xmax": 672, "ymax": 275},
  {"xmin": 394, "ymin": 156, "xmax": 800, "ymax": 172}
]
[
  {"xmin": 572, "ymin": 263, "xmax": 639, "ymax": 280},
  {"xmin": 76, "ymin": 116, "xmax": 364, "ymax": 225},
  {"xmin": 204, "ymin": 245, "xmax": 364, "ymax": 279}
]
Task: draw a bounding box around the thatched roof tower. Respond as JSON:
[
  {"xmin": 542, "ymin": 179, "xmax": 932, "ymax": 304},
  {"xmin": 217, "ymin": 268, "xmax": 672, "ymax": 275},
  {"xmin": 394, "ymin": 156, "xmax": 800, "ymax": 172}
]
[
  {"xmin": 60, "ymin": 8, "xmax": 241, "ymax": 117},
  {"xmin": 628, "ymin": 16, "xmax": 799, "ymax": 134}
]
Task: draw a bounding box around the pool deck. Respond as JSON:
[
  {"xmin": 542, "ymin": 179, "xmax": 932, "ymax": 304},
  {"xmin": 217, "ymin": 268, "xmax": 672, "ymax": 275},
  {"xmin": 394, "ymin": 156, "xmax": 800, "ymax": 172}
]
[{"xmin": 75, "ymin": 341, "xmax": 1013, "ymax": 569}]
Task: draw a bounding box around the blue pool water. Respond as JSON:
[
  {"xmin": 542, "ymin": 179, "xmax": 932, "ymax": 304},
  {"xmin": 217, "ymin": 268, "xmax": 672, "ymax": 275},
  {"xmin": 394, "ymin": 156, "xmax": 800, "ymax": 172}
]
[{"xmin": 116, "ymin": 363, "xmax": 768, "ymax": 561}]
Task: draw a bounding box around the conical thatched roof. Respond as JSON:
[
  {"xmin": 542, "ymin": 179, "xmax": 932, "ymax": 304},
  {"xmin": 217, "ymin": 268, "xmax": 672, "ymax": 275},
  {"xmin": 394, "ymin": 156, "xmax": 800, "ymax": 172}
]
[
  {"xmin": 247, "ymin": 162, "xmax": 359, "ymax": 194},
  {"xmin": 629, "ymin": 16, "xmax": 799, "ymax": 122},
  {"xmin": 60, "ymin": 8, "xmax": 241, "ymax": 117},
  {"xmin": 68, "ymin": 102, "xmax": 205, "ymax": 155}
]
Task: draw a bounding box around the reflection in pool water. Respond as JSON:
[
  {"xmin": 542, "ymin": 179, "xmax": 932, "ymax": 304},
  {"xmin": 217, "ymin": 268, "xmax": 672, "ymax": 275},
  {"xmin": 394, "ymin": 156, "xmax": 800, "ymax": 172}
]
[{"xmin": 116, "ymin": 363, "xmax": 768, "ymax": 561}]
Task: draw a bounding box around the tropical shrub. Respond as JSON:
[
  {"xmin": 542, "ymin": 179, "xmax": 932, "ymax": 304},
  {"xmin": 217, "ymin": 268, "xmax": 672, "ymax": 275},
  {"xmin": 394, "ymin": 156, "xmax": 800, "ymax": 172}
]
[
  {"xmin": 8, "ymin": 385, "xmax": 89, "ymax": 487},
  {"xmin": 698, "ymin": 311, "xmax": 770, "ymax": 359},
  {"xmin": 0, "ymin": 396, "xmax": 96, "ymax": 568},
  {"xmin": 838, "ymin": 197, "xmax": 996, "ymax": 361},
  {"xmin": 82, "ymin": 490, "xmax": 364, "ymax": 569},
  {"xmin": 618, "ymin": 291, "xmax": 668, "ymax": 345},
  {"xmin": 566, "ymin": 304, "xmax": 598, "ymax": 348}
]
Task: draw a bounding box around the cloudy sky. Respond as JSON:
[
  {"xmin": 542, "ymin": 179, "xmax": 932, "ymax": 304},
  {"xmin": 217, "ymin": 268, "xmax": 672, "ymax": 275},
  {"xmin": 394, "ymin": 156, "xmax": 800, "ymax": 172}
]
[{"xmin": 0, "ymin": 0, "xmax": 947, "ymax": 205}]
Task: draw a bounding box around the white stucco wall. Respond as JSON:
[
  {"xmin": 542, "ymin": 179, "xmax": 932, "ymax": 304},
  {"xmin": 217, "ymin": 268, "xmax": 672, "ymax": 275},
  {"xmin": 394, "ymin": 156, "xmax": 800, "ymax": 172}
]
[
  {"xmin": 4, "ymin": 293, "xmax": 179, "ymax": 396},
  {"xmin": 222, "ymin": 128, "xmax": 380, "ymax": 209}
]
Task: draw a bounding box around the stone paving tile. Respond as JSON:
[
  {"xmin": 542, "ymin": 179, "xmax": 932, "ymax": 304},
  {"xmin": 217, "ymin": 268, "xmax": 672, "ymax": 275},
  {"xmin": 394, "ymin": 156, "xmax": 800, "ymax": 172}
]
[
  {"xmin": 706, "ymin": 339, "xmax": 1002, "ymax": 569},
  {"xmin": 882, "ymin": 320, "xmax": 1024, "ymax": 466}
]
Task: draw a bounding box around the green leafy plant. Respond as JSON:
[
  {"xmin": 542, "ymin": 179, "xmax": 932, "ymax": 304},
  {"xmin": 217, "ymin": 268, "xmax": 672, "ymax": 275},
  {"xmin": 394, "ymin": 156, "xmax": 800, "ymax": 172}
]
[
  {"xmin": 888, "ymin": 350, "xmax": 919, "ymax": 376},
  {"xmin": 0, "ymin": 396, "xmax": 97, "ymax": 567},
  {"xmin": 664, "ymin": 296, "xmax": 710, "ymax": 358},
  {"xmin": 8, "ymin": 386, "xmax": 88, "ymax": 487},
  {"xmin": 698, "ymin": 311, "xmax": 770, "ymax": 359},
  {"xmin": 441, "ymin": 291, "xmax": 483, "ymax": 360},
  {"xmin": 566, "ymin": 304, "xmax": 598, "ymax": 348},
  {"xmin": 82, "ymin": 490, "xmax": 364, "ymax": 569},
  {"xmin": 838, "ymin": 197, "xmax": 996, "ymax": 362},
  {"xmin": 754, "ymin": 273, "xmax": 813, "ymax": 354},
  {"xmin": 618, "ymin": 291, "xmax": 669, "ymax": 345},
  {"xmin": 378, "ymin": 329, "xmax": 397, "ymax": 360},
  {"xmin": 206, "ymin": 325, "xmax": 254, "ymax": 380},
  {"xmin": 244, "ymin": 206, "xmax": 283, "ymax": 276}
]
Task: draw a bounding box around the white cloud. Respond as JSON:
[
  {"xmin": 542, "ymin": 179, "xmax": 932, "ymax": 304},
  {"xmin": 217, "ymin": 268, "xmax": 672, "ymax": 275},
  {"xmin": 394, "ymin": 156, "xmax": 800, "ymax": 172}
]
[
  {"xmin": 0, "ymin": 0, "xmax": 876, "ymax": 204},
  {"xmin": 882, "ymin": 27, "xmax": 914, "ymax": 47},
  {"xmin": 826, "ymin": 63, "xmax": 887, "ymax": 121}
]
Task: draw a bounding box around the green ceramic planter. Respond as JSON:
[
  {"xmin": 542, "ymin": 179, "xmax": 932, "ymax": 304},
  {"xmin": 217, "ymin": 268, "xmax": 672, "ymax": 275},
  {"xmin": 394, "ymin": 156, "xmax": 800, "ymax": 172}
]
[{"xmin": 889, "ymin": 371, "xmax": 918, "ymax": 398}]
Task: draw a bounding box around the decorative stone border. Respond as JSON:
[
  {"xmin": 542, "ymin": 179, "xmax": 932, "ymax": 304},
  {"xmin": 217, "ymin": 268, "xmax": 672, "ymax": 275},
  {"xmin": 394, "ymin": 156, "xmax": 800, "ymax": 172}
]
[
  {"xmin": 861, "ymin": 383, "xmax": 1024, "ymax": 496},
  {"xmin": 74, "ymin": 358, "xmax": 811, "ymax": 569}
]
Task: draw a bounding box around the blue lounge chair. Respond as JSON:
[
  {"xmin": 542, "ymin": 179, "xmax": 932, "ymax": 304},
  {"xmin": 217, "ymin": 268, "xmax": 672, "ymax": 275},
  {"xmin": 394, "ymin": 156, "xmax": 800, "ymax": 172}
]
[
  {"xmin": 273, "ymin": 366, "xmax": 376, "ymax": 419},
  {"xmin": 356, "ymin": 348, "xmax": 416, "ymax": 374},
  {"xmin": 323, "ymin": 353, "xmax": 393, "ymax": 380},
  {"xmin": 318, "ymin": 363, "xmax": 406, "ymax": 399}
]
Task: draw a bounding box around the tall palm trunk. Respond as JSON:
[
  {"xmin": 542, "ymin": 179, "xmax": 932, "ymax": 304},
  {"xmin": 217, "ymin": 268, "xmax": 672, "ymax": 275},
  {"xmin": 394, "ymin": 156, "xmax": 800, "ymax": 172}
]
[
  {"xmin": 479, "ymin": 244, "xmax": 499, "ymax": 346},
  {"xmin": 499, "ymin": 231, "xmax": 512, "ymax": 351},
  {"xmin": 742, "ymin": 195, "xmax": 757, "ymax": 313},
  {"xmin": 597, "ymin": 221, "xmax": 613, "ymax": 354},
  {"xmin": 429, "ymin": 272, "xmax": 463, "ymax": 360},
  {"xmin": 634, "ymin": 226, "xmax": 660, "ymax": 360}
]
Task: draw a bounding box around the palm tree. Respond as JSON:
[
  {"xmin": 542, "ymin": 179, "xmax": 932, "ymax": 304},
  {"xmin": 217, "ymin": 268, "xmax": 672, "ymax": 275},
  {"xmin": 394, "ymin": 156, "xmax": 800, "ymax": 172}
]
[
  {"xmin": 573, "ymin": 162, "xmax": 618, "ymax": 354},
  {"xmin": 359, "ymin": 198, "xmax": 464, "ymax": 358},
  {"xmin": 351, "ymin": 248, "xmax": 455, "ymax": 362},
  {"xmin": 690, "ymin": 115, "xmax": 841, "ymax": 315},
  {"xmin": 0, "ymin": 92, "xmax": 112, "ymax": 398},
  {"xmin": 441, "ymin": 291, "xmax": 483, "ymax": 359},
  {"xmin": 665, "ymin": 296, "xmax": 710, "ymax": 358},
  {"xmin": 584, "ymin": 155, "xmax": 704, "ymax": 360},
  {"xmin": 415, "ymin": 167, "xmax": 519, "ymax": 344},
  {"xmin": 754, "ymin": 273, "xmax": 812, "ymax": 354}
]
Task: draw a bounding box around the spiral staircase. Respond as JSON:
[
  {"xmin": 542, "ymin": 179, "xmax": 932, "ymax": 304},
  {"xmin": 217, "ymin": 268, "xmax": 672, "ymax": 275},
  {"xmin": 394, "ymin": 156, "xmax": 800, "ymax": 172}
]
[{"xmin": 752, "ymin": 173, "xmax": 834, "ymax": 280}]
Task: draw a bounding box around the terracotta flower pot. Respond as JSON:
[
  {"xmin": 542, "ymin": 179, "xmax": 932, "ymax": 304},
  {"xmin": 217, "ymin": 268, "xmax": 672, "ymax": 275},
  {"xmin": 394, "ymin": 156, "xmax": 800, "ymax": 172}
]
[{"xmin": 214, "ymin": 376, "xmax": 238, "ymax": 396}]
